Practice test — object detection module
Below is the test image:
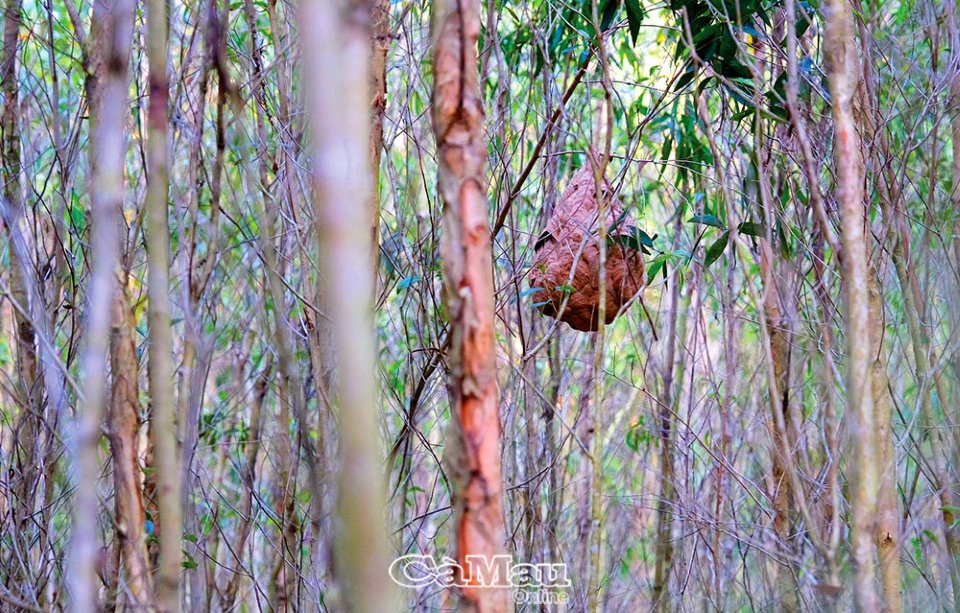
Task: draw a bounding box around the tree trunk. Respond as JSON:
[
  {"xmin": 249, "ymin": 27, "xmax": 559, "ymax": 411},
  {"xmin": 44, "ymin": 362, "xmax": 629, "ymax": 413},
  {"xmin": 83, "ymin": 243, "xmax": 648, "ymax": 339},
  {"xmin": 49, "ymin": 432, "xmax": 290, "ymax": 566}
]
[
  {"xmin": 759, "ymin": 239, "xmax": 798, "ymax": 612},
  {"xmin": 825, "ymin": 1, "xmax": 880, "ymax": 610},
  {"xmin": 369, "ymin": 0, "xmax": 389, "ymax": 284},
  {"xmin": 951, "ymin": 5, "xmax": 960, "ymax": 268},
  {"xmin": 652, "ymin": 215, "xmax": 685, "ymax": 612},
  {"xmin": 302, "ymin": 0, "xmax": 396, "ymax": 610},
  {"xmin": 145, "ymin": 0, "xmax": 182, "ymax": 605},
  {"xmin": 1, "ymin": 0, "xmax": 43, "ymax": 601},
  {"xmin": 869, "ymin": 273, "xmax": 902, "ymax": 612},
  {"xmin": 431, "ymin": 0, "xmax": 510, "ymax": 607},
  {"xmin": 107, "ymin": 291, "xmax": 153, "ymax": 606},
  {"xmin": 69, "ymin": 0, "xmax": 137, "ymax": 607},
  {"xmin": 221, "ymin": 360, "xmax": 272, "ymax": 610},
  {"xmin": 857, "ymin": 2, "xmax": 960, "ymax": 603}
]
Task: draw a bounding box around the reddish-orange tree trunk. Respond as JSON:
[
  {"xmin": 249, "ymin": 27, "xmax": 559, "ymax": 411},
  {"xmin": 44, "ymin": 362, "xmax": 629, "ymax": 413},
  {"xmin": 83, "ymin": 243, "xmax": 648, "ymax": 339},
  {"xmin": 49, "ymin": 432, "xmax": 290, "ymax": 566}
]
[
  {"xmin": 107, "ymin": 290, "xmax": 153, "ymax": 606},
  {"xmin": 432, "ymin": 0, "xmax": 510, "ymax": 609}
]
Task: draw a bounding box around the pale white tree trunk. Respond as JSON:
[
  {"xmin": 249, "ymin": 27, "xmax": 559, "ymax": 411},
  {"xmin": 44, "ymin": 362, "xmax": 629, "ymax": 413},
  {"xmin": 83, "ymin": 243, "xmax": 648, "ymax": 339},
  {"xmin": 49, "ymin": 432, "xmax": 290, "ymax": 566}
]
[
  {"xmin": 69, "ymin": 0, "xmax": 136, "ymax": 608},
  {"xmin": 302, "ymin": 0, "xmax": 396, "ymax": 610}
]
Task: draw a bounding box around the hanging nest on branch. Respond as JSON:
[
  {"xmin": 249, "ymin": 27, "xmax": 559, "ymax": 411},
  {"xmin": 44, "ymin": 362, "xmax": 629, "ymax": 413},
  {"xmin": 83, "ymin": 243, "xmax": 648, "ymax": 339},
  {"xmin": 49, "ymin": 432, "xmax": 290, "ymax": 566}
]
[{"xmin": 528, "ymin": 162, "xmax": 648, "ymax": 332}]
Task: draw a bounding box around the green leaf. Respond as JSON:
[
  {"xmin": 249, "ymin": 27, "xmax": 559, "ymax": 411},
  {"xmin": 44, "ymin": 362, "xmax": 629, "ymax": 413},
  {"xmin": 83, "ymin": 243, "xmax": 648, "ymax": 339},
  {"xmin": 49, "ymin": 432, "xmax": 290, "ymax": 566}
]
[
  {"xmin": 647, "ymin": 259, "xmax": 665, "ymax": 285},
  {"xmin": 608, "ymin": 208, "xmax": 629, "ymax": 233},
  {"xmin": 183, "ymin": 534, "xmax": 199, "ymax": 544},
  {"xmin": 625, "ymin": 419, "xmax": 648, "ymax": 452},
  {"xmin": 674, "ymin": 63, "xmax": 697, "ymax": 91},
  {"xmin": 795, "ymin": 2, "xmax": 813, "ymax": 39},
  {"xmin": 688, "ymin": 214, "xmax": 725, "ymax": 229},
  {"xmin": 705, "ymin": 231, "xmax": 729, "ymax": 268},
  {"xmin": 624, "ymin": 0, "xmax": 644, "ymax": 44},
  {"xmin": 737, "ymin": 221, "xmax": 767, "ymax": 237},
  {"xmin": 608, "ymin": 226, "xmax": 655, "ymax": 254},
  {"xmin": 520, "ymin": 287, "xmax": 544, "ymax": 299},
  {"xmin": 661, "ymin": 134, "xmax": 674, "ymax": 160},
  {"xmin": 599, "ymin": 0, "xmax": 620, "ymax": 31},
  {"xmin": 181, "ymin": 551, "xmax": 198, "ymax": 570}
]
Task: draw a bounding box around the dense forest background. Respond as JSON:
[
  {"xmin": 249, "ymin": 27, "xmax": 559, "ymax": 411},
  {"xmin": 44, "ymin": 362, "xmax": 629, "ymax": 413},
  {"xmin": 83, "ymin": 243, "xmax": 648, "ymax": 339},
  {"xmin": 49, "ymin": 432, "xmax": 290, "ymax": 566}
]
[{"xmin": 1, "ymin": 0, "xmax": 959, "ymax": 609}]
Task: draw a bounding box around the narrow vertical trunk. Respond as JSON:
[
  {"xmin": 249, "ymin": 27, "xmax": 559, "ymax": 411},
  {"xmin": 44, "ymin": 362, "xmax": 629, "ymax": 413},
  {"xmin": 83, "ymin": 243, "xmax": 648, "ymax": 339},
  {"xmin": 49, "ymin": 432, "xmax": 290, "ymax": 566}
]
[
  {"xmin": 221, "ymin": 360, "xmax": 272, "ymax": 610},
  {"xmin": 825, "ymin": 1, "xmax": 880, "ymax": 610},
  {"xmin": 856, "ymin": 4, "xmax": 960, "ymax": 603},
  {"xmin": 69, "ymin": 0, "xmax": 136, "ymax": 607},
  {"xmin": 951, "ymin": 9, "xmax": 960, "ymax": 268},
  {"xmin": 546, "ymin": 337, "xmax": 562, "ymax": 570},
  {"xmin": 172, "ymin": 23, "xmax": 207, "ymax": 534},
  {"xmin": 541, "ymin": 67, "xmax": 563, "ymax": 575},
  {"xmin": 369, "ymin": 0, "xmax": 389, "ymax": 282},
  {"xmin": 268, "ymin": 382, "xmax": 299, "ymax": 610},
  {"xmin": 145, "ymin": 0, "xmax": 181, "ymax": 606},
  {"xmin": 869, "ymin": 274, "xmax": 902, "ymax": 612},
  {"xmin": 37, "ymin": 2, "xmax": 70, "ymax": 601},
  {"xmin": 758, "ymin": 240, "xmax": 798, "ymax": 612},
  {"xmin": 521, "ymin": 342, "xmax": 541, "ymax": 566},
  {"xmin": 586, "ymin": 2, "xmax": 614, "ymax": 606},
  {"xmin": 252, "ymin": 9, "xmax": 309, "ymax": 593},
  {"xmin": 241, "ymin": 0, "xmax": 318, "ymax": 602},
  {"xmin": 812, "ymin": 232, "xmax": 843, "ymax": 596},
  {"xmin": 1, "ymin": 1, "xmax": 44, "ymax": 598},
  {"xmin": 107, "ymin": 291, "xmax": 153, "ymax": 606},
  {"xmin": 652, "ymin": 217, "xmax": 683, "ymax": 611},
  {"xmin": 431, "ymin": 0, "xmax": 509, "ymax": 607},
  {"xmin": 303, "ymin": 0, "xmax": 395, "ymax": 610}
]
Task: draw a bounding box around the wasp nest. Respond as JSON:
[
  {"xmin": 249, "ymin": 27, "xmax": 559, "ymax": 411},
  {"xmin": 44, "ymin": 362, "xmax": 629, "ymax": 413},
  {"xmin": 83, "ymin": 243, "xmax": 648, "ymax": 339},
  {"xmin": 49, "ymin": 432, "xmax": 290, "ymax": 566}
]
[{"xmin": 527, "ymin": 163, "xmax": 646, "ymax": 332}]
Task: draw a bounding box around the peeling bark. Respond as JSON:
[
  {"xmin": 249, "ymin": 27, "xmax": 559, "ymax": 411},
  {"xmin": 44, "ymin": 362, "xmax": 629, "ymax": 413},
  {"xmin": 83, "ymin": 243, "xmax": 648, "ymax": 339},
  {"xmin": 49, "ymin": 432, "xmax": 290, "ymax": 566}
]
[{"xmin": 432, "ymin": 0, "xmax": 510, "ymax": 607}]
